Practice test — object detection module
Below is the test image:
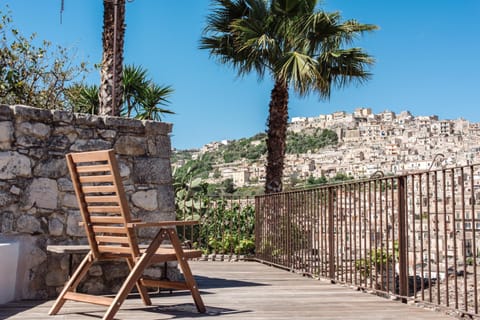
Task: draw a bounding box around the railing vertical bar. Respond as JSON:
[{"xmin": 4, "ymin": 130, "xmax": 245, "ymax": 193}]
[
  {"xmin": 374, "ymin": 179, "xmax": 379, "ymax": 290},
  {"xmin": 328, "ymin": 186, "xmax": 335, "ymax": 280},
  {"xmin": 405, "ymin": 176, "xmax": 410, "ymax": 299},
  {"xmin": 390, "ymin": 177, "xmax": 396, "ymax": 295},
  {"xmin": 412, "ymin": 174, "xmax": 417, "ymax": 299},
  {"xmin": 368, "ymin": 180, "xmax": 373, "ymax": 289},
  {"xmin": 354, "ymin": 182, "xmax": 359, "ymax": 286},
  {"xmin": 348, "ymin": 183, "xmax": 353, "ymax": 284},
  {"xmin": 385, "ymin": 178, "xmax": 390, "ymax": 293},
  {"xmin": 442, "ymin": 169, "xmax": 449, "ymax": 307},
  {"xmin": 461, "ymin": 167, "xmax": 468, "ymax": 312},
  {"xmin": 451, "ymin": 168, "xmax": 458, "ymax": 309},
  {"xmin": 470, "ymin": 165, "xmax": 478, "ymax": 314},
  {"xmin": 398, "ymin": 175, "xmax": 408, "ymax": 300},
  {"xmin": 419, "ymin": 174, "xmax": 425, "ymax": 300},
  {"xmin": 363, "ymin": 181, "xmax": 368, "ymax": 288},
  {"xmin": 427, "ymin": 172, "xmax": 432, "ymax": 302},
  {"xmin": 434, "ymin": 171, "xmax": 441, "ymax": 305},
  {"xmin": 338, "ymin": 185, "xmax": 343, "ymax": 281}
]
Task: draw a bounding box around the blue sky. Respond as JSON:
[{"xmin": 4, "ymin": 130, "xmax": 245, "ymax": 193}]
[{"xmin": 3, "ymin": 1, "xmax": 480, "ymax": 149}]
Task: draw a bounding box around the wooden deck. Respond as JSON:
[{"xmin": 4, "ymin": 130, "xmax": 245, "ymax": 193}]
[{"xmin": 1, "ymin": 261, "xmax": 456, "ymax": 319}]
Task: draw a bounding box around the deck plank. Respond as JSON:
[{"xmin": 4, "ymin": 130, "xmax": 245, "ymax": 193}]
[{"xmin": 0, "ymin": 261, "xmax": 456, "ymax": 319}]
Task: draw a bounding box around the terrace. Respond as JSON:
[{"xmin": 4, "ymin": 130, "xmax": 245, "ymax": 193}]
[
  {"xmin": 0, "ymin": 261, "xmax": 456, "ymax": 320},
  {"xmin": 0, "ymin": 104, "xmax": 474, "ymax": 319}
]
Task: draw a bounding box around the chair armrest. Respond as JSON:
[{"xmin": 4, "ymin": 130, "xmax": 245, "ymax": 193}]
[{"xmin": 127, "ymin": 220, "xmax": 199, "ymax": 228}]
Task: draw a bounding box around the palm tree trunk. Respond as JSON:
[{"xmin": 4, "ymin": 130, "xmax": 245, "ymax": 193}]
[
  {"xmin": 265, "ymin": 78, "xmax": 289, "ymax": 194},
  {"xmin": 99, "ymin": 0, "xmax": 125, "ymax": 116}
]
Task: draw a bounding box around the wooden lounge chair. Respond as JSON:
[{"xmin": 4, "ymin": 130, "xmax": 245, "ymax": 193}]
[{"xmin": 49, "ymin": 149, "xmax": 206, "ymax": 320}]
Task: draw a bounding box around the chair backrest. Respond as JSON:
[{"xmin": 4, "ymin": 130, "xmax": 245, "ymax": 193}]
[{"xmin": 66, "ymin": 149, "xmax": 141, "ymax": 259}]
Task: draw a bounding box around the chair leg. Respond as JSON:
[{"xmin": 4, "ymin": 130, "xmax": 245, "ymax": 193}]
[
  {"xmin": 126, "ymin": 257, "xmax": 152, "ymax": 306},
  {"xmin": 168, "ymin": 229, "xmax": 206, "ymax": 313},
  {"xmin": 103, "ymin": 228, "xmax": 169, "ymax": 320},
  {"xmin": 49, "ymin": 251, "xmax": 95, "ymax": 315}
]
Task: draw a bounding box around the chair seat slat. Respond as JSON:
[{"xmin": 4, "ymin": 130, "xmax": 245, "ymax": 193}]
[
  {"xmin": 96, "ymin": 235, "xmax": 130, "ymax": 244},
  {"xmin": 90, "ymin": 216, "xmax": 124, "ymax": 224},
  {"xmin": 92, "ymin": 226, "xmax": 127, "ymax": 234},
  {"xmin": 98, "ymin": 245, "xmax": 132, "ymax": 254}
]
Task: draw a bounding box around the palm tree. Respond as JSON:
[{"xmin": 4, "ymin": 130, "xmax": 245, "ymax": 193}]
[
  {"xmin": 136, "ymin": 83, "xmax": 174, "ymax": 121},
  {"xmin": 122, "ymin": 64, "xmax": 149, "ymax": 117},
  {"xmin": 66, "ymin": 84, "xmax": 99, "ymax": 114},
  {"xmin": 68, "ymin": 64, "xmax": 174, "ymax": 121},
  {"xmin": 200, "ymin": 0, "xmax": 377, "ymax": 193},
  {"xmin": 99, "ymin": 0, "xmax": 125, "ymax": 116}
]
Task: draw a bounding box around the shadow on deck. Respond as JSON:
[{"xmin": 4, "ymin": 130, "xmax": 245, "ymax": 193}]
[{"xmin": 0, "ymin": 261, "xmax": 456, "ymax": 320}]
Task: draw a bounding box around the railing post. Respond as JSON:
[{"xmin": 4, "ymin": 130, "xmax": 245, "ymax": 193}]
[
  {"xmin": 328, "ymin": 186, "xmax": 335, "ymax": 279},
  {"xmin": 397, "ymin": 176, "xmax": 408, "ymax": 301}
]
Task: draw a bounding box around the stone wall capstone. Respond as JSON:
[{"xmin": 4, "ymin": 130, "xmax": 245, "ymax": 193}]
[{"xmin": 0, "ymin": 104, "xmax": 176, "ymax": 300}]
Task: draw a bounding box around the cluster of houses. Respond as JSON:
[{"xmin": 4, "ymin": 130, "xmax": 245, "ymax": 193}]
[{"xmin": 177, "ymin": 107, "xmax": 480, "ymax": 188}]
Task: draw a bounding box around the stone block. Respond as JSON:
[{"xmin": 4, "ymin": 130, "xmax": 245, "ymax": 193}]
[
  {"xmin": 66, "ymin": 211, "xmax": 85, "ymax": 237},
  {"xmin": 80, "ymin": 278, "xmax": 105, "ymax": 295},
  {"xmin": 157, "ymin": 184, "xmax": 176, "ymax": 213},
  {"xmin": 74, "ymin": 113, "xmax": 104, "ymax": 127},
  {"xmin": 0, "ymin": 105, "xmax": 13, "ymax": 121},
  {"xmin": 17, "ymin": 122, "xmax": 51, "ymax": 139},
  {"xmin": 33, "ymin": 158, "xmax": 68, "ymax": 178},
  {"xmin": 114, "ymin": 136, "xmax": 147, "ymax": 156},
  {"xmin": 147, "ymin": 135, "xmax": 172, "ymax": 157},
  {"xmin": 88, "ymin": 265, "xmax": 103, "ymax": 277},
  {"xmin": 0, "ymin": 212, "xmax": 14, "ymax": 233},
  {"xmin": 0, "ymin": 191, "xmax": 15, "ymax": 207},
  {"xmin": 144, "ymin": 120, "xmax": 172, "ymax": 135},
  {"xmin": 17, "ymin": 214, "xmax": 42, "ymax": 234},
  {"xmin": 45, "ymin": 268, "xmax": 67, "ymax": 286},
  {"xmin": 98, "ymin": 129, "xmax": 117, "ymax": 140},
  {"xmin": 27, "ymin": 178, "xmax": 58, "ymax": 210},
  {"xmin": 0, "ymin": 121, "xmax": 13, "ymax": 150},
  {"xmin": 104, "ymin": 116, "xmax": 144, "ymax": 133},
  {"xmin": 61, "ymin": 193, "xmax": 79, "ymax": 208},
  {"xmin": 70, "ymin": 139, "xmax": 112, "ymax": 152},
  {"xmin": 57, "ymin": 178, "xmax": 74, "ymax": 192},
  {"xmin": 9, "ymin": 185, "xmax": 21, "ymax": 195},
  {"xmin": 131, "ymin": 190, "xmax": 158, "ymax": 211},
  {"xmin": 13, "ymin": 105, "xmax": 52, "ymax": 122},
  {"xmin": 133, "ymin": 158, "xmax": 172, "ymax": 184},
  {"xmin": 0, "ymin": 151, "xmax": 32, "ymax": 179},
  {"xmin": 51, "ymin": 109, "xmax": 74, "ymax": 123},
  {"xmin": 48, "ymin": 217, "xmax": 64, "ymax": 236},
  {"xmin": 48, "ymin": 135, "xmax": 71, "ymax": 151}
]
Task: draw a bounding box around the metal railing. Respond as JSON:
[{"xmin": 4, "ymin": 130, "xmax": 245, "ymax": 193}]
[{"xmin": 255, "ymin": 164, "xmax": 480, "ymax": 317}]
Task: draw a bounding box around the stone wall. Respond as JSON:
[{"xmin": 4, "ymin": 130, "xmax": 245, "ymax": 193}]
[{"xmin": 0, "ymin": 104, "xmax": 176, "ymax": 299}]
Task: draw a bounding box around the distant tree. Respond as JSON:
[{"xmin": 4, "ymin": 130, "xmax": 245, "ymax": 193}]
[
  {"xmin": 66, "ymin": 84, "xmax": 99, "ymax": 114},
  {"xmin": 331, "ymin": 172, "xmax": 353, "ymax": 182},
  {"xmin": 99, "ymin": 0, "xmax": 125, "ymax": 116},
  {"xmin": 0, "ymin": 9, "xmax": 88, "ymax": 109},
  {"xmin": 201, "ymin": 0, "xmax": 376, "ymax": 193},
  {"xmin": 222, "ymin": 178, "xmax": 236, "ymax": 194},
  {"xmin": 307, "ymin": 175, "xmax": 328, "ymax": 186},
  {"xmin": 68, "ymin": 65, "xmax": 174, "ymax": 120}
]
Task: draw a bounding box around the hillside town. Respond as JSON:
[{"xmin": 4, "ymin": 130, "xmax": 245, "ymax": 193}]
[{"xmin": 175, "ymin": 108, "xmax": 480, "ymax": 187}]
